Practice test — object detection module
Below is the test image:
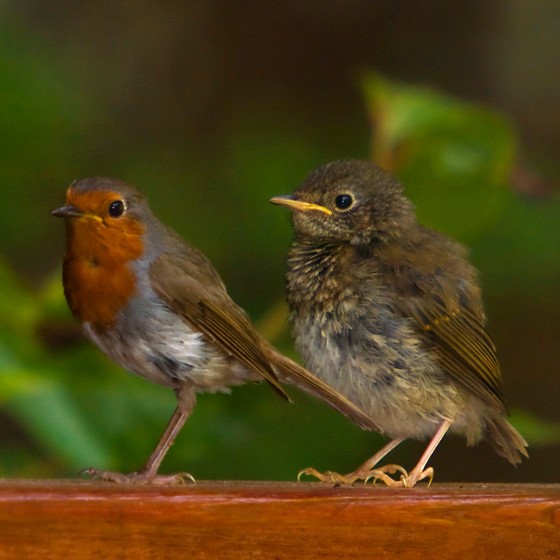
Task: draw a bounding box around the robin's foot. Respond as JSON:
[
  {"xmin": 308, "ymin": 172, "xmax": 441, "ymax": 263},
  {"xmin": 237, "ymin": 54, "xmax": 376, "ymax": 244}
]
[
  {"xmin": 298, "ymin": 463, "xmax": 408, "ymax": 486},
  {"xmin": 81, "ymin": 467, "xmax": 196, "ymax": 485}
]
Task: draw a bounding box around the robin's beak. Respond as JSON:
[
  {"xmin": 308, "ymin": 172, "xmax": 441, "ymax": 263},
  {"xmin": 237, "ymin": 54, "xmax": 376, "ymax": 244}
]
[
  {"xmin": 51, "ymin": 205, "xmax": 86, "ymax": 219},
  {"xmin": 270, "ymin": 195, "xmax": 333, "ymax": 216}
]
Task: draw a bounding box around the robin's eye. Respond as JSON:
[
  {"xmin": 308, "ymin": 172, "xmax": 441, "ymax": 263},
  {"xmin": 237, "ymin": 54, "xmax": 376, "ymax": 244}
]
[
  {"xmin": 334, "ymin": 194, "xmax": 354, "ymax": 210},
  {"xmin": 108, "ymin": 200, "xmax": 124, "ymax": 218}
]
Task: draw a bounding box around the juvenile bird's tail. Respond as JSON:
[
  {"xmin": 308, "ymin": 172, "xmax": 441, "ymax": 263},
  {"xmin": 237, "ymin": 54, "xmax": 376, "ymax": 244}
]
[{"xmin": 486, "ymin": 416, "xmax": 529, "ymax": 465}]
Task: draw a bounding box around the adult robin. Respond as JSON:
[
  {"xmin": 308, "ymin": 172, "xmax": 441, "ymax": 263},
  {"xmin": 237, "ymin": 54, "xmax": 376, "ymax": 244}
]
[
  {"xmin": 271, "ymin": 159, "xmax": 528, "ymax": 487},
  {"xmin": 52, "ymin": 176, "xmax": 377, "ymax": 484}
]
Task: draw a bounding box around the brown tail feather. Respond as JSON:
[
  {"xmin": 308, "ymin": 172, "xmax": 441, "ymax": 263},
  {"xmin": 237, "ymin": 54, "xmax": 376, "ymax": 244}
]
[
  {"xmin": 486, "ymin": 416, "xmax": 529, "ymax": 465},
  {"xmin": 266, "ymin": 346, "xmax": 380, "ymax": 432}
]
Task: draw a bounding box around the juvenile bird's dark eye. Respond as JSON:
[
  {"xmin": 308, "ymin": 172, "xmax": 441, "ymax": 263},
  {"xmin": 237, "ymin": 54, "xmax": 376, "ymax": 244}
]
[
  {"xmin": 335, "ymin": 194, "xmax": 354, "ymax": 210},
  {"xmin": 108, "ymin": 200, "xmax": 124, "ymax": 217}
]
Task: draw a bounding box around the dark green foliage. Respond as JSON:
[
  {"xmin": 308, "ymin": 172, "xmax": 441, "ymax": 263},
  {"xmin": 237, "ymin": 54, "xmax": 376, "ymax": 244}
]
[{"xmin": 0, "ymin": 25, "xmax": 558, "ymax": 482}]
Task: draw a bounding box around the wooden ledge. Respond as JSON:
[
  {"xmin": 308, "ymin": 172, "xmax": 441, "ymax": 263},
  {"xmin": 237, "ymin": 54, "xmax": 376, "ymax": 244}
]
[{"xmin": 0, "ymin": 480, "xmax": 559, "ymax": 559}]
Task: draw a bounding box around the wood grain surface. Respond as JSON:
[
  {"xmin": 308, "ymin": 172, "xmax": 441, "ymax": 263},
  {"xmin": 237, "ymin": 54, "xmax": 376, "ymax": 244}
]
[{"xmin": 0, "ymin": 480, "xmax": 559, "ymax": 559}]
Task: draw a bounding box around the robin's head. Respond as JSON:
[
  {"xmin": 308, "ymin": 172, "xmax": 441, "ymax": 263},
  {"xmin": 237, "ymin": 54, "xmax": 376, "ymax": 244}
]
[
  {"xmin": 271, "ymin": 160, "xmax": 416, "ymax": 246},
  {"xmin": 52, "ymin": 176, "xmax": 150, "ymax": 235},
  {"xmin": 52, "ymin": 177, "xmax": 157, "ymax": 328},
  {"xmin": 51, "ymin": 177, "xmax": 155, "ymax": 263}
]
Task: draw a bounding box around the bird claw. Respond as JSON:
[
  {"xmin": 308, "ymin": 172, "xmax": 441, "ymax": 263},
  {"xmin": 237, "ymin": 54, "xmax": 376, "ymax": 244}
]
[
  {"xmin": 298, "ymin": 463, "xmax": 434, "ymax": 488},
  {"xmin": 81, "ymin": 467, "xmax": 196, "ymax": 485},
  {"xmin": 363, "ymin": 464, "xmax": 408, "ymax": 486},
  {"xmin": 297, "ymin": 467, "xmax": 355, "ymax": 485},
  {"xmin": 401, "ymin": 466, "xmax": 434, "ymax": 488},
  {"xmin": 297, "ymin": 464, "xmax": 406, "ymax": 486},
  {"xmin": 366, "ymin": 465, "xmax": 434, "ymax": 488}
]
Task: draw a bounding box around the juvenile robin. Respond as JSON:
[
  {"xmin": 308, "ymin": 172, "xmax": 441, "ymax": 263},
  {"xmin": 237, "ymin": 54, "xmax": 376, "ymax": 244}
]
[
  {"xmin": 271, "ymin": 159, "xmax": 528, "ymax": 487},
  {"xmin": 52, "ymin": 176, "xmax": 377, "ymax": 484}
]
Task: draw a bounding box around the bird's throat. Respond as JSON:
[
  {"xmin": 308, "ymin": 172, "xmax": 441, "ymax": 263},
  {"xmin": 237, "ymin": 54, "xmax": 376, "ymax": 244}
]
[
  {"xmin": 62, "ymin": 218, "xmax": 144, "ymax": 332},
  {"xmin": 286, "ymin": 240, "xmax": 353, "ymax": 313}
]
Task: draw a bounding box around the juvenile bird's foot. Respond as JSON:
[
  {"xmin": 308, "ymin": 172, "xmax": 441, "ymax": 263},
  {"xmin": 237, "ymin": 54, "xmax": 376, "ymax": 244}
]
[
  {"xmin": 82, "ymin": 467, "xmax": 195, "ymax": 485},
  {"xmin": 400, "ymin": 466, "xmax": 434, "ymax": 488},
  {"xmin": 365, "ymin": 465, "xmax": 434, "ymax": 488},
  {"xmin": 297, "ymin": 467, "xmax": 356, "ymax": 485},
  {"xmin": 298, "ymin": 463, "xmax": 408, "ymax": 486}
]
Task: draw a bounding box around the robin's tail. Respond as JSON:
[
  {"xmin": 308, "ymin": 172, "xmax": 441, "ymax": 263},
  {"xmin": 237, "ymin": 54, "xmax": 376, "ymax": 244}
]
[
  {"xmin": 265, "ymin": 345, "xmax": 379, "ymax": 432},
  {"xmin": 486, "ymin": 415, "xmax": 529, "ymax": 465}
]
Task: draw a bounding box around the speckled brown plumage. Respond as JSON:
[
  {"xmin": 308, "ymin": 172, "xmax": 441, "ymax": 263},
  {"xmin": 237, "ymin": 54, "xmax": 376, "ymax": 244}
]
[{"xmin": 272, "ymin": 159, "xmax": 528, "ymax": 487}]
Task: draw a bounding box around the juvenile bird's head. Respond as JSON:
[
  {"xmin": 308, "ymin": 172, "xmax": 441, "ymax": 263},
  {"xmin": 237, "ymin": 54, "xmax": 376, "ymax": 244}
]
[{"xmin": 271, "ymin": 160, "xmax": 416, "ymax": 246}]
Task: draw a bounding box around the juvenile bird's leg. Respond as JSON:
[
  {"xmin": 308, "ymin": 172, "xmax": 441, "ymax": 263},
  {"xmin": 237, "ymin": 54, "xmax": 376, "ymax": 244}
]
[
  {"xmin": 85, "ymin": 383, "xmax": 196, "ymax": 485},
  {"xmin": 395, "ymin": 418, "xmax": 452, "ymax": 488},
  {"xmin": 298, "ymin": 437, "xmax": 405, "ymax": 485},
  {"xmin": 364, "ymin": 418, "xmax": 453, "ymax": 488},
  {"xmin": 299, "ymin": 418, "xmax": 453, "ymax": 488}
]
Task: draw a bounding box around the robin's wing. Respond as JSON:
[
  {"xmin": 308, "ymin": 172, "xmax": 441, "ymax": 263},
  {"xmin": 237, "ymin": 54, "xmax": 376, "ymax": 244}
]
[
  {"xmin": 149, "ymin": 248, "xmax": 290, "ymax": 401},
  {"xmin": 379, "ymin": 239, "xmax": 505, "ymax": 410},
  {"xmin": 152, "ymin": 248, "xmax": 381, "ymax": 430}
]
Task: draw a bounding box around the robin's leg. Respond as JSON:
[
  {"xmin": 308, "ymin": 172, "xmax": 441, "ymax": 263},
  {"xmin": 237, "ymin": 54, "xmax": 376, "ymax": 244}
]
[
  {"xmin": 298, "ymin": 437, "xmax": 406, "ymax": 485},
  {"xmin": 85, "ymin": 383, "xmax": 196, "ymax": 485}
]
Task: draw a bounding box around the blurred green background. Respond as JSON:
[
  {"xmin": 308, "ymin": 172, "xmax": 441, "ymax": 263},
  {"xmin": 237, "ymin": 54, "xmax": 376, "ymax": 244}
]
[{"xmin": 0, "ymin": 2, "xmax": 558, "ymax": 483}]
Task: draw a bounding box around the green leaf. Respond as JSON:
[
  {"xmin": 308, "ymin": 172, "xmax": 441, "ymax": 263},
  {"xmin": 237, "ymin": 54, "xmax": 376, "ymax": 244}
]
[
  {"xmin": 362, "ymin": 72, "xmax": 517, "ymax": 241},
  {"xmin": 509, "ymin": 409, "xmax": 560, "ymax": 446},
  {"xmin": 0, "ymin": 257, "xmax": 38, "ymax": 332},
  {"xmin": 7, "ymin": 381, "xmax": 112, "ymax": 471}
]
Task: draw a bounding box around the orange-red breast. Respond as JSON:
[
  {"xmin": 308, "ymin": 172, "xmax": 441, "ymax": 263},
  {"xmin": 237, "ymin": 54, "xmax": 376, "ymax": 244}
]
[{"xmin": 52, "ymin": 176, "xmax": 376, "ymax": 484}]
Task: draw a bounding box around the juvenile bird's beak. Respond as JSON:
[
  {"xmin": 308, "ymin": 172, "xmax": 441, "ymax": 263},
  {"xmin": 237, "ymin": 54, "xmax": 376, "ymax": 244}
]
[
  {"xmin": 51, "ymin": 205, "xmax": 85, "ymax": 219},
  {"xmin": 270, "ymin": 195, "xmax": 333, "ymax": 216}
]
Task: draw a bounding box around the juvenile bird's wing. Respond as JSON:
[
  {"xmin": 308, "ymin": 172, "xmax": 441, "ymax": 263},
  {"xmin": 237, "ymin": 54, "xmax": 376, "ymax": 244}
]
[
  {"xmin": 380, "ymin": 235, "xmax": 506, "ymax": 411},
  {"xmin": 403, "ymin": 296, "xmax": 505, "ymax": 409},
  {"xmin": 150, "ymin": 248, "xmax": 289, "ymax": 401}
]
